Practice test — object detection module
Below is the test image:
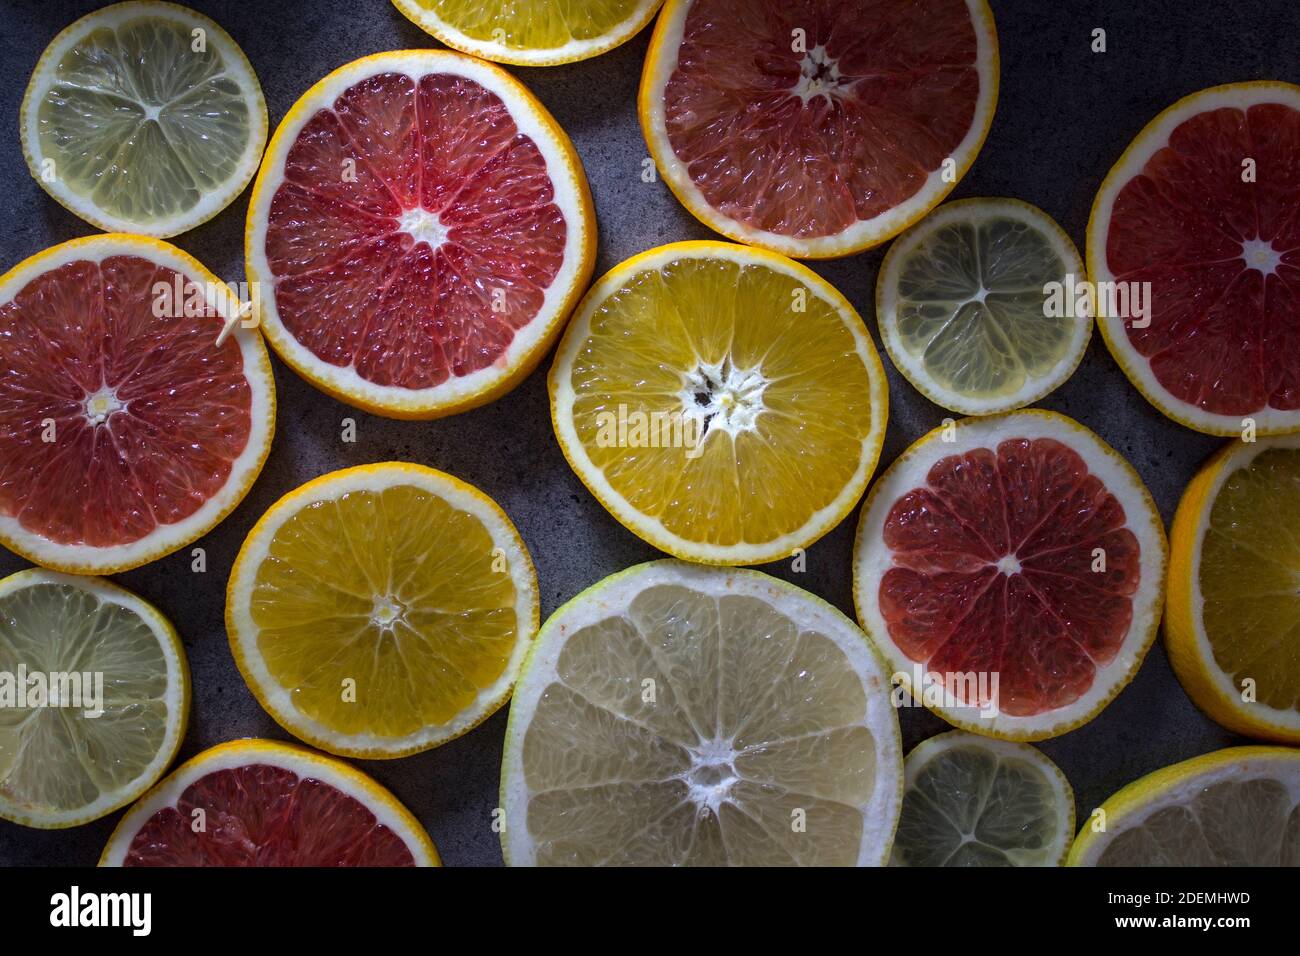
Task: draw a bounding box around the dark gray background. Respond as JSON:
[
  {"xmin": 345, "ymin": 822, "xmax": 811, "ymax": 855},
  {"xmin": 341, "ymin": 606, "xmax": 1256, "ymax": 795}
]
[{"xmin": 0, "ymin": 0, "xmax": 1295, "ymax": 866}]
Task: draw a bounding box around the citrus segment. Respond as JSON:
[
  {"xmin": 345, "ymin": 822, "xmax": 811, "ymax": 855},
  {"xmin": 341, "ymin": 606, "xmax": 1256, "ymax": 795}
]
[
  {"xmin": 550, "ymin": 241, "xmax": 888, "ymax": 565},
  {"xmin": 21, "ymin": 1, "xmax": 267, "ymax": 237},
  {"xmin": 640, "ymin": 0, "xmax": 999, "ymax": 257},
  {"xmin": 0, "ymin": 568, "xmax": 188, "ymax": 828},
  {"xmin": 100, "ymin": 739, "xmax": 439, "ymax": 866},
  {"xmin": 0, "ymin": 235, "xmax": 274, "ymax": 574},
  {"xmin": 501, "ymin": 560, "xmax": 902, "ymax": 866},
  {"xmin": 853, "ymin": 411, "xmax": 1166, "ymax": 740},
  {"xmin": 392, "ymin": 0, "xmax": 665, "ymax": 65},
  {"xmin": 1089, "ymin": 82, "xmax": 1300, "ymax": 435},
  {"xmin": 246, "ymin": 51, "xmax": 595, "ymax": 419},
  {"xmin": 877, "ymin": 198, "xmax": 1090, "ymax": 415},
  {"xmin": 227, "ymin": 463, "xmax": 539, "ymax": 758}
]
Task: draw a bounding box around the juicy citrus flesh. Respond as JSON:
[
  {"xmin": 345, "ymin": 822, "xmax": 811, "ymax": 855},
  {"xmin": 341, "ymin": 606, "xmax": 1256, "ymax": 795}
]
[
  {"xmin": 1197, "ymin": 446, "xmax": 1300, "ymax": 717},
  {"xmin": 1099, "ymin": 94, "xmax": 1300, "ymax": 422},
  {"xmin": 244, "ymin": 484, "xmax": 522, "ymax": 742},
  {"xmin": 506, "ymin": 564, "xmax": 901, "ymax": 866},
  {"xmin": 27, "ymin": 3, "xmax": 261, "ymax": 233},
  {"xmin": 556, "ymin": 246, "xmax": 883, "ymax": 561},
  {"xmin": 649, "ymin": 0, "xmax": 988, "ymax": 244},
  {"xmin": 889, "ymin": 203, "xmax": 1081, "ymax": 405},
  {"xmin": 878, "ymin": 436, "xmax": 1140, "ymax": 716},
  {"xmin": 397, "ymin": 0, "xmax": 659, "ymax": 56},
  {"xmin": 0, "ymin": 252, "xmax": 254, "ymax": 552},
  {"xmin": 891, "ymin": 734, "xmax": 1071, "ymax": 866},
  {"xmin": 263, "ymin": 69, "xmax": 567, "ymax": 392},
  {"xmin": 0, "ymin": 576, "xmax": 179, "ymax": 823}
]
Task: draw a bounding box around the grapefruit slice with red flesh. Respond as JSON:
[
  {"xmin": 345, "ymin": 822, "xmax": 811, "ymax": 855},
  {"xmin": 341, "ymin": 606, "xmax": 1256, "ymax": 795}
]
[
  {"xmin": 245, "ymin": 51, "xmax": 596, "ymax": 420},
  {"xmin": 0, "ymin": 235, "xmax": 274, "ymax": 575},
  {"xmin": 100, "ymin": 740, "xmax": 439, "ymax": 866},
  {"xmin": 1090, "ymin": 82, "xmax": 1300, "ymax": 436},
  {"xmin": 853, "ymin": 411, "xmax": 1166, "ymax": 741},
  {"xmin": 639, "ymin": 0, "xmax": 999, "ymax": 259}
]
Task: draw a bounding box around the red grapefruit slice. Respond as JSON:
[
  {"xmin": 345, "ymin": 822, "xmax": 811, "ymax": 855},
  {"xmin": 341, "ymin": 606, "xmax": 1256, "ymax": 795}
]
[
  {"xmin": 639, "ymin": 0, "xmax": 999, "ymax": 258},
  {"xmin": 0, "ymin": 235, "xmax": 274, "ymax": 574},
  {"xmin": 100, "ymin": 740, "xmax": 439, "ymax": 866},
  {"xmin": 246, "ymin": 51, "xmax": 596, "ymax": 420},
  {"xmin": 1090, "ymin": 82, "xmax": 1300, "ymax": 436},
  {"xmin": 853, "ymin": 411, "xmax": 1166, "ymax": 740}
]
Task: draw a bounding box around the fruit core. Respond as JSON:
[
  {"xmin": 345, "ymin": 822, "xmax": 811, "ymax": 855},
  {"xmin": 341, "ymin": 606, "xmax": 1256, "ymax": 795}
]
[
  {"xmin": 397, "ymin": 207, "xmax": 450, "ymax": 249},
  {"xmin": 680, "ymin": 357, "xmax": 768, "ymax": 439},
  {"xmin": 83, "ymin": 388, "xmax": 124, "ymax": 426},
  {"xmin": 685, "ymin": 737, "xmax": 739, "ymax": 813},
  {"xmin": 791, "ymin": 46, "xmax": 847, "ymax": 103},
  {"xmin": 1241, "ymin": 238, "xmax": 1282, "ymax": 277}
]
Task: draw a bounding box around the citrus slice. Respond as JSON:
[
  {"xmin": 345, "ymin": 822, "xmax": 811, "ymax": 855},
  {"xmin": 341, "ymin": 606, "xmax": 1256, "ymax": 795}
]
[
  {"xmin": 890, "ymin": 731, "xmax": 1073, "ymax": 866},
  {"xmin": 0, "ymin": 568, "xmax": 188, "ymax": 829},
  {"xmin": 1089, "ymin": 81, "xmax": 1300, "ymax": 436},
  {"xmin": 1167, "ymin": 435, "xmax": 1300, "ymax": 743},
  {"xmin": 877, "ymin": 198, "xmax": 1090, "ymax": 415},
  {"xmin": 20, "ymin": 1, "xmax": 267, "ymax": 238},
  {"xmin": 227, "ymin": 462, "xmax": 539, "ymax": 758},
  {"xmin": 853, "ymin": 410, "xmax": 1167, "ymax": 740},
  {"xmin": 245, "ymin": 51, "xmax": 595, "ymax": 420},
  {"xmin": 0, "ymin": 234, "xmax": 275, "ymax": 575},
  {"xmin": 550, "ymin": 240, "xmax": 888, "ymax": 565},
  {"xmin": 639, "ymin": 0, "xmax": 999, "ymax": 259},
  {"xmin": 1069, "ymin": 746, "xmax": 1300, "ymax": 866},
  {"xmin": 501, "ymin": 560, "xmax": 903, "ymax": 866},
  {"xmin": 99, "ymin": 739, "xmax": 439, "ymax": 865},
  {"xmin": 392, "ymin": 0, "xmax": 665, "ymax": 66}
]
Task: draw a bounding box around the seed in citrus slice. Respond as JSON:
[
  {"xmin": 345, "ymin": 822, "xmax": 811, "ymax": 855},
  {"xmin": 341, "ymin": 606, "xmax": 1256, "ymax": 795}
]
[
  {"xmin": 245, "ymin": 51, "xmax": 595, "ymax": 420},
  {"xmin": 639, "ymin": 0, "xmax": 999, "ymax": 259},
  {"xmin": 1068, "ymin": 746, "xmax": 1300, "ymax": 866},
  {"xmin": 501, "ymin": 560, "xmax": 902, "ymax": 866},
  {"xmin": 890, "ymin": 731, "xmax": 1073, "ymax": 866},
  {"xmin": 0, "ymin": 234, "xmax": 275, "ymax": 575},
  {"xmin": 1089, "ymin": 81, "xmax": 1300, "ymax": 436},
  {"xmin": 227, "ymin": 462, "xmax": 539, "ymax": 758},
  {"xmin": 1166, "ymin": 435, "xmax": 1300, "ymax": 744},
  {"xmin": 0, "ymin": 568, "xmax": 188, "ymax": 829},
  {"xmin": 877, "ymin": 198, "xmax": 1090, "ymax": 415},
  {"xmin": 20, "ymin": 1, "xmax": 267, "ymax": 238},
  {"xmin": 549, "ymin": 240, "xmax": 888, "ymax": 565},
  {"xmin": 853, "ymin": 410, "xmax": 1167, "ymax": 741},
  {"xmin": 392, "ymin": 0, "xmax": 665, "ymax": 66},
  {"xmin": 99, "ymin": 739, "xmax": 439, "ymax": 865}
]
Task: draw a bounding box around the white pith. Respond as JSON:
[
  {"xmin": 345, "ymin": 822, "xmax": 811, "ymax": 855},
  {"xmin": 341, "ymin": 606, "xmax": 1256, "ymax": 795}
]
[
  {"xmin": 99, "ymin": 739, "xmax": 438, "ymax": 866},
  {"xmin": 0, "ymin": 234, "xmax": 275, "ymax": 573},
  {"xmin": 877, "ymin": 198, "xmax": 1091, "ymax": 416},
  {"xmin": 500, "ymin": 560, "xmax": 903, "ymax": 867},
  {"xmin": 853, "ymin": 411, "xmax": 1166, "ymax": 740},
  {"xmin": 677, "ymin": 358, "xmax": 767, "ymax": 437},
  {"xmin": 0, "ymin": 568, "xmax": 187, "ymax": 828}
]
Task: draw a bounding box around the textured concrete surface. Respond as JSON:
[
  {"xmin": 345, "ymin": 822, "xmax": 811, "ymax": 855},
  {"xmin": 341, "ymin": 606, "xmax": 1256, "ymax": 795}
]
[{"xmin": 1, "ymin": 0, "xmax": 1296, "ymax": 866}]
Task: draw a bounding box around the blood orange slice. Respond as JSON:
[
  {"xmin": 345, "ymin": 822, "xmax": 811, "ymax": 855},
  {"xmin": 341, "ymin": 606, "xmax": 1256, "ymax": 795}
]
[
  {"xmin": 0, "ymin": 235, "xmax": 274, "ymax": 574},
  {"xmin": 99, "ymin": 739, "xmax": 439, "ymax": 866},
  {"xmin": 853, "ymin": 410, "xmax": 1166, "ymax": 740},
  {"xmin": 1089, "ymin": 82, "xmax": 1300, "ymax": 436},
  {"xmin": 639, "ymin": 0, "xmax": 999, "ymax": 259},
  {"xmin": 246, "ymin": 51, "xmax": 596, "ymax": 420}
]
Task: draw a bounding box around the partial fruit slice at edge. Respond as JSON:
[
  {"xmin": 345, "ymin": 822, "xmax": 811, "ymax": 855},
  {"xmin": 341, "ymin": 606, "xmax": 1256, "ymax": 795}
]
[
  {"xmin": 639, "ymin": 0, "xmax": 999, "ymax": 258},
  {"xmin": 877, "ymin": 197, "xmax": 1090, "ymax": 415},
  {"xmin": 1068, "ymin": 746, "xmax": 1300, "ymax": 866},
  {"xmin": 1167, "ymin": 435, "xmax": 1300, "ymax": 744},
  {"xmin": 1088, "ymin": 81, "xmax": 1300, "ymax": 436},
  {"xmin": 0, "ymin": 234, "xmax": 275, "ymax": 574},
  {"xmin": 501, "ymin": 560, "xmax": 903, "ymax": 866},
  {"xmin": 853, "ymin": 410, "xmax": 1167, "ymax": 741},
  {"xmin": 550, "ymin": 240, "xmax": 888, "ymax": 565},
  {"xmin": 0, "ymin": 568, "xmax": 188, "ymax": 829},
  {"xmin": 392, "ymin": 0, "xmax": 665, "ymax": 66},
  {"xmin": 21, "ymin": 1, "xmax": 267, "ymax": 237},
  {"xmin": 100, "ymin": 739, "xmax": 439, "ymax": 866},
  {"xmin": 227, "ymin": 462, "xmax": 539, "ymax": 759},
  {"xmin": 891, "ymin": 730, "xmax": 1074, "ymax": 866},
  {"xmin": 245, "ymin": 50, "xmax": 595, "ymax": 420}
]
